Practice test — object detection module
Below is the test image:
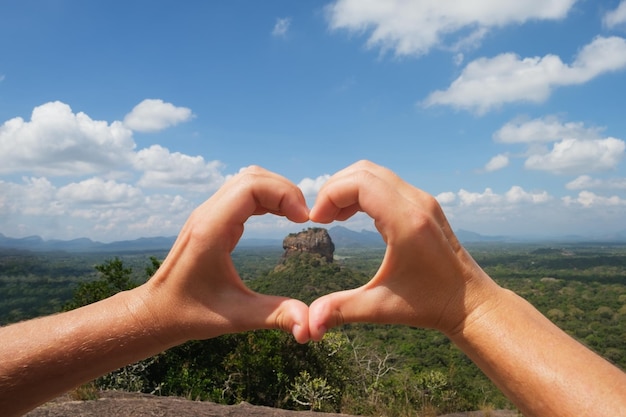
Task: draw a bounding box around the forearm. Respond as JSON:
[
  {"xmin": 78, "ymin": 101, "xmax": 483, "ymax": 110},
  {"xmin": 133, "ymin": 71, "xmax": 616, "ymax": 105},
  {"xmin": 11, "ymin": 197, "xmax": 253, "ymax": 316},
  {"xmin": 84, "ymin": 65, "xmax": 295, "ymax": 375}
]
[
  {"xmin": 0, "ymin": 287, "xmax": 173, "ymax": 417},
  {"xmin": 449, "ymin": 287, "xmax": 626, "ymax": 417}
]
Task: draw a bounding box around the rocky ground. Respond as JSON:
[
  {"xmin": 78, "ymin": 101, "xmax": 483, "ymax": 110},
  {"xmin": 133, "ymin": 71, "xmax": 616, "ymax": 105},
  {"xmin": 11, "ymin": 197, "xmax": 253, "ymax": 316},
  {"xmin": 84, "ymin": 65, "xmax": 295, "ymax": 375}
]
[{"xmin": 25, "ymin": 391, "xmax": 521, "ymax": 417}]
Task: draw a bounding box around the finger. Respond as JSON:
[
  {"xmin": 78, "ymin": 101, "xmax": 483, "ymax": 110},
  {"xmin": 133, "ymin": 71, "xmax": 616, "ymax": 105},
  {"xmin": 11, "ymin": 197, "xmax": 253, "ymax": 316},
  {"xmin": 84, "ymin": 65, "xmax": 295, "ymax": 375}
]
[
  {"xmin": 310, "ymin": 171, "xmax": 414, "ymax": 245},
  {"xmin": 341, "ymin": 161, "xmax": 460, "ymax": 249},
  {"xmin": 218, "ymin": 166, "xmax": 310, "ymax": 224},
  {"xmin": 308, "ymin": 285, "xmax": 412, "ymax": 341},
  {"xmin": 191, "ymin": 166, "xmax": 309, "ymax": 251},
  {"xmin": 310, "ymin": 169, "xmax": 391, "ymax": 223},
  {"xmin": 229, "ymin": 291, "xmax": 311, "ymax": 343}
]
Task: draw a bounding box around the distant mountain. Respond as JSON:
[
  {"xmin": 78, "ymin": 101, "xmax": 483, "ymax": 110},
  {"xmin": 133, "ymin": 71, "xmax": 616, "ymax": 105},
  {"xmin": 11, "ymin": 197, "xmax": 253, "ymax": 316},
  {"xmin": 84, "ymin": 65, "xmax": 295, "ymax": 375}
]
[
  {"xmin": 455, "ymin": 229, "xmax": 626, "ymax": 243},
  {"xmin": 455, "ymin": 229, "xmax": 509, "ymax": 243},
  {"xmin": 2, "ymin": 225, "xmax": 625, "ymax": 254},
  {"xmin": 595, "ymin": 229, "xmax": 626, "ymax": 242},
  {"xmin": 0, "ymin": 233, "xmax": 175, "ymax": 253},
  {"xmin": 236, "ymin": 238, "xmax": 282, "ymax": 247},
  {"xmin": 328, "ymin": 226, "xmax": 386, "ymax": 248}
]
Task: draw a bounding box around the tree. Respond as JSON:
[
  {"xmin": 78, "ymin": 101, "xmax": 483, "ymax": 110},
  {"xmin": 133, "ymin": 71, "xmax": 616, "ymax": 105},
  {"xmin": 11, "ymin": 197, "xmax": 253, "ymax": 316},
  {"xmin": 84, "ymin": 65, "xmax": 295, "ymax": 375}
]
[
  {"xmin": 63, "ymin": 257, "xmax": 161, "ymax": 393},
  {"xmin": 145, "ymin": 256, "xmax": 162, "ymax": 279},
  {"xmin": 64, "ymin": 257, "xmax": 136, "ymax": 310},
  {"xmin": 289, "ymin": 370, "xmax": 338, "ymax": 411}
]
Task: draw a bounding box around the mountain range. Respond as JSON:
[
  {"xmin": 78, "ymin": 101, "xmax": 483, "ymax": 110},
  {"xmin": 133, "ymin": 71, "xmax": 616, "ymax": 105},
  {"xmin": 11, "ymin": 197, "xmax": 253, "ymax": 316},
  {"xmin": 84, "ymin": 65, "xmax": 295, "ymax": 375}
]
[{"xmin": 1, "ymin": 226, "xmax": 626, "ymax": 253}]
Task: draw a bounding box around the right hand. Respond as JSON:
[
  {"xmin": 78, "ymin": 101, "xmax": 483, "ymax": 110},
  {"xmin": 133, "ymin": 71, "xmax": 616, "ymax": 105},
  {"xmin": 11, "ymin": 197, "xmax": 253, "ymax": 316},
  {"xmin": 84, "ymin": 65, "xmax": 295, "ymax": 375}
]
[{"xmin": 308, "ymin": 160, "xmax": 501, "ymax": 341}]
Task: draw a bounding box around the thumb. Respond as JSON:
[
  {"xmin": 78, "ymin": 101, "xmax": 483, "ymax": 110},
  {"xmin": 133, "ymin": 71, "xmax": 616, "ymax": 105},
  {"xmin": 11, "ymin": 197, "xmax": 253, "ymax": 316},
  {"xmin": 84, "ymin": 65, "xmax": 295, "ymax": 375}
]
[
  {"xmin": 308, "ymin": 287, "xmax": 380, "ymax": 341},
  {"xmin": 248, "ymin": 293, "xmax": 311, "ymax": 343}
]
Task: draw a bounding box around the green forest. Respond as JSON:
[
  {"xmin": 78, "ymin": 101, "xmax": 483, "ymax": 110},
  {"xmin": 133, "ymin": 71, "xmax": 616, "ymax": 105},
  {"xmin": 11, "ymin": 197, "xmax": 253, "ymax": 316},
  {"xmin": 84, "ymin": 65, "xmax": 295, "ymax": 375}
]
[{"xmin": 1, "ymin": 242, "xmax": 625, "ymax": 416}]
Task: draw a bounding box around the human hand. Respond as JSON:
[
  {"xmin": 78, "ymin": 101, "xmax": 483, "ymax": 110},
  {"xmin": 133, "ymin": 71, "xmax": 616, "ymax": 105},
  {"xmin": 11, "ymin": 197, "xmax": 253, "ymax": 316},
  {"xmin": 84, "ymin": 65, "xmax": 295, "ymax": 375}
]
[
  {"xmin": 137, "ymin": 166, "xmax": 311, "ymax": 345},
  {"xmin": 308, "ymin": 160, "xmax": 501, "ymax": 341}
]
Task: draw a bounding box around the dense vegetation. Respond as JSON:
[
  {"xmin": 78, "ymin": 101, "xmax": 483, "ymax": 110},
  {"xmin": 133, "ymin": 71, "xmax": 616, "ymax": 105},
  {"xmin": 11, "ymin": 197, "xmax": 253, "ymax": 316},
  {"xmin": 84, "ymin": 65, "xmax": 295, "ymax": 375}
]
[{"xmin": 1, "ymin": 242, "xmax": 625, "ymax": 416}]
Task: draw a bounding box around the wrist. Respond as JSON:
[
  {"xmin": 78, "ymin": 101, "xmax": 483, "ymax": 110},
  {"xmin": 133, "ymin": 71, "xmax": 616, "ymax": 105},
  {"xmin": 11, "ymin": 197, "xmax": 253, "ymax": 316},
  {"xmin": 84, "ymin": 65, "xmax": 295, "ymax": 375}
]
[
  {"xmin": 441, "ymin": 263, "xmax": 509, "ymax": 340},
  {"xmin": 121, "ymin": 284, "xmax": 189, "ymax": 351},
  {"xmin": 444, "ymin": 285, "xmax": 515, "ymax": 343}
]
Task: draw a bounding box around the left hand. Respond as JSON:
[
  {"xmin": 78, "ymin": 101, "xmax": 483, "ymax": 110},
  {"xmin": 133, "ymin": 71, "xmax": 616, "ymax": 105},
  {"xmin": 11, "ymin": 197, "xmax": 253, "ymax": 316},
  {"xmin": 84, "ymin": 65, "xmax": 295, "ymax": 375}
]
[{"xmin": 137, "ymin": 166, "xmax": 311, "ymax": 345}]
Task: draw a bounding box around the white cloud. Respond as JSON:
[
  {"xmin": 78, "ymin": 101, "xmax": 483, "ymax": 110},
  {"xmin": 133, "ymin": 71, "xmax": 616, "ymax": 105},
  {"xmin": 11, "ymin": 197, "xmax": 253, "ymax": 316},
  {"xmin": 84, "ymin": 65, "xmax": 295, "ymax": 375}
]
[
  {"xmin": 492, "ymin": 116, "xmax": 625, "ymax": 176},
  {"xmin": 439, "ymin": 186, "xmax": 562, "ymax": 236},
  {"xmin": 0, "ymin": 101, "xmax": 135, "ymax": 176},
  {"xmin": 457, "ymin": 187, "xmax": 502, "ymax": 206},
  {"xmin": 123, "ymin": 99, "xmax": 194, "ymax": 133},
  {"xmin": 0, "ymin": 175, "xmax": 197, "ymax": 241},
  {"xmin": 562, "ymin": 191, "xmax": 626, "ymax": 208},
  {"xmin": 0, "ymin": 177, "xmax": 63, "ymax": 217},
  {"xmin": 436, "ymin": 186, "xmax": 626, "ymax": 237},
  {"xmin": 505, "ymin": 186, "xmax": 551, "ymax": 204},
  {"xmin": 566, "ymin": 175, "xmax": 626, "ymax": 190},
  {"xmin": 454, "ymin": 186, "xmax": 551, "ymax": 207},
  {"xmin": 0, "ymin": 100, "xmax": 233, "ymax": 241},
  {"xmin": 298, "ymin": 174, "xmax": 330, "ymax": 199},
  {"xmin": 524, "ymin": 137, "xmax": 625, "ymax": 174},
  {"xmin": 57, "ymin": 178, "xmax": 143, "ymax": 206},
  {"xmin": 325, "ymin": 0, "xmax": 576, "ymax": 57},
  {"xmin": 423, "ymin": 36, "xmax": 626, "ymax": 114},
  {"xmin": 494, "ymin": 115, "xmax": 602, "ymax": 144},
  {"xmin": 435, "ymin": 191, "xmax": 456, "ymax": 205},
  {"xmin": 604, "ymin": 1, "xmax": 626, "ymax": 28},
  {"xmin": 272, "ymin": 17, "xmax": 292, "ymax": 37},
  {"xmin": 438, "ymin": 188, "xmax": 626, "ymax": 237},
  {"xmin": 134, "ymin": 145, "xmax": 226, "ymax": 192},
  {"xmin": 0, "ymin": 100, "xmax": 226, "ymax": 190},
  {"xmin": 484, "ymin": 154, "xmax": 509, "ymax": 172}
]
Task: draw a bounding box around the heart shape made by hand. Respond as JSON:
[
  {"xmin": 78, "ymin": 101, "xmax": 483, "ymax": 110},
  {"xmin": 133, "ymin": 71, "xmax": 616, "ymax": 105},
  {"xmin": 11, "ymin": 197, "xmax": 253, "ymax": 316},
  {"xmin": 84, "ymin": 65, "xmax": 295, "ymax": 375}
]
[{"xmin": 154, "ymin": 161, "xmax": 486, "ymax": 345}]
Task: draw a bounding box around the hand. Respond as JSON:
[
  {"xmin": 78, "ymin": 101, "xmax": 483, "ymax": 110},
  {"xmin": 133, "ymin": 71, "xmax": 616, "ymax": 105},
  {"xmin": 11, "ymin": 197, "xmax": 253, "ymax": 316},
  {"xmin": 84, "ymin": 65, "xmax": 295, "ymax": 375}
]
[
  {"xmin": 308, "ymin": 160, "xmax": 500, "ymax": 341},
  {"xmin": 138, "ymin": 166, "xmax": 311, "ymax": 345}
]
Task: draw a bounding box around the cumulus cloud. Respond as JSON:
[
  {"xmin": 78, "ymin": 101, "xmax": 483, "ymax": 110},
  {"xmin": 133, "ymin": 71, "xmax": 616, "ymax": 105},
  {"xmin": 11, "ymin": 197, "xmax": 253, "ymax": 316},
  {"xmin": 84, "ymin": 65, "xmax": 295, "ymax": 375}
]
[
  {"xmin": 0, "ymin": 101, "xmax": 135, "ymax": 176},
  {"xmin": 0, "ymin": 175, "xmax": 196, "ymax": 241},
  {"xmin": 272, "ymin": 17, "xmax": 292, "ymax": 37},
  {"xmin": 57, "ymin": 178, "xmax": 143, "ymax": 206},
  {"xmin": 437, "ymin": 184, "xmax": 625, "ymax": 237},
  {"xmin": 566, "ymin": 175, "xmax": 626, "ymax": 190},
  {"xmin": 134, "ymin": 145, "xmax": 226, "ymax": 191},
  {"xmin": 457, "ymin": 187, "xmax": 501, "ymax": 206},
  {"xmin": 452, "ymin": 186, "xmax": 551, "ymax": 207},
  {"xmin": 325, "ymin": 0, "xmax": 576, "ymax": 57},
  {"xmin": 505, "ymin": 186, "xmax": 551, "ymax": 204},
  {"xmin": 435, "ymin": 191, "xmax": 456, "ymax": 205},
  {"xmin": 124, "ymin": 99, "xmax": 194, "ymax": 133},
  {"xmin": 0, "ymin": 100, "xmax": 232, "ymax": 241},
  {"xmin": 524, "ymin": 137, "xmax": 625, "ymax": 174},
  {"xmin": 493, "ymin": 115, "xmax": 602, "ymax": 143},
  {"xmin": 562, "ymin": 191, "xmax": 626, "ymax": 208},
  {"xmin": 423, "ymin": 36, "xmax": 626, "ymax": 114},
  {"xmin": 298, "ymin": 174, "xmax": 330, "ymax": 199},
  {"xmin": 0, "ymin": 177, "xmax": 63, "ymax": 217},
  {"xmin": 604, "ymin": 1, "xmax": 626, "ymax": 28},
  {"xmin": 492, "ymin": 116, "xmax": 626, "ymax": 176},
  {"xmin": 484, "ymin": 154, "xmax": 510, "ymax": 172}
]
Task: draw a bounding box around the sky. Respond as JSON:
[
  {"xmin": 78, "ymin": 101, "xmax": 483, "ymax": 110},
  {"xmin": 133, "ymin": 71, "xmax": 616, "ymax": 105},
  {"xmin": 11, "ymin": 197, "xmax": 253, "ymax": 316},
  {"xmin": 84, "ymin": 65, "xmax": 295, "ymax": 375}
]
[{"xmin": 1, "ymin": 0, "xmax": 626, "ymax": 242}]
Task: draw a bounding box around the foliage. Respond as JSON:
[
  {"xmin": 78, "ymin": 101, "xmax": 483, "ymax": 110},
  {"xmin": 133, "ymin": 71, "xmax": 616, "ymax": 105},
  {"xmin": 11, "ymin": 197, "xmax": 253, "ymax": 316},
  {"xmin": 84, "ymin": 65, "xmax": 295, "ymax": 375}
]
[
  {"xmin": 63, "ymin": 257, "xmax": 137, "ymax": 311},
  {"xmin": 289, "ymin": 370, "xmax": 338, "ymax": 411},
  {"xmin": 2, "ymin": 242, "xmax": 626, "ymax": 415},
  {"xmin": 97, "ymin": 356, "xmax": 159, "ymax": 393},
  {"xmin": 249, "ymin": 252, "xmax": 368, "ymax": 305},
  {"xmin": 68, "ymin": 382, "xmax": 100, "ymax": 401}
]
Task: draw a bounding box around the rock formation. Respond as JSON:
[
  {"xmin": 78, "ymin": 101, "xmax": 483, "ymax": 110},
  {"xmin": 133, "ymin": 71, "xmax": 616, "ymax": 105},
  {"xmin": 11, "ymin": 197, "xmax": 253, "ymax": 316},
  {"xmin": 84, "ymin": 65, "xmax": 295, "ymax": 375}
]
[{"xmin": 281, "ymin": 228, "xmax": 335, "ymax": 263}]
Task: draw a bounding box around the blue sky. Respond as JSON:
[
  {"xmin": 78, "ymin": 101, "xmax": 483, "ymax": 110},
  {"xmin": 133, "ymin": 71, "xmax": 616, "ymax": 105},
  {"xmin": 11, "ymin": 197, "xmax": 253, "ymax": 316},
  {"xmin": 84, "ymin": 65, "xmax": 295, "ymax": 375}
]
[{"xmin": 1, "ymin": 0, "xmax": 626, "ymax": 241}]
